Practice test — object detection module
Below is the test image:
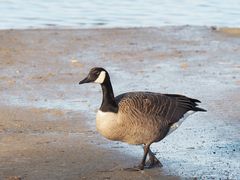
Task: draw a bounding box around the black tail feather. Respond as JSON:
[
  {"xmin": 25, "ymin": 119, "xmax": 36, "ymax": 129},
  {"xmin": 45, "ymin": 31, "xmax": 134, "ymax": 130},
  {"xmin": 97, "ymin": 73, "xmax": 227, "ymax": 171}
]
[
  {"xmin": 164, "ymin": 93, "xmax": 207, "ymax": 112},
  {"xmin": 193, "ymin": 106, "xmax": 207, "ymax": 112},
  {"xmin": 189, "ymin": 98, "xmax": 201, "ymax": 103}
]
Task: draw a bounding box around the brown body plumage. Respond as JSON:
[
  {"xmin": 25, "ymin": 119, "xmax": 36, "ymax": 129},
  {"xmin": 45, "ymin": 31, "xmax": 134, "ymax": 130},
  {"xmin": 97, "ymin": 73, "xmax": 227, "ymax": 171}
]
[
  {"xmin": 79, "ymin": 67, "xmax": 206, "ymax": 170},
  {"xmin": 96, "ymin": 92, "xmax": 205, "ymax": 145}
]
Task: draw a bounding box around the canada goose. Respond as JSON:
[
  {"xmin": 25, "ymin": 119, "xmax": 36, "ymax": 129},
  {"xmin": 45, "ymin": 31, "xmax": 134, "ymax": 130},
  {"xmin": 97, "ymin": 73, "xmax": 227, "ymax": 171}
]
[{"xmin": 79, "ymin": 67, "xmax": 206, "ymax": 171}]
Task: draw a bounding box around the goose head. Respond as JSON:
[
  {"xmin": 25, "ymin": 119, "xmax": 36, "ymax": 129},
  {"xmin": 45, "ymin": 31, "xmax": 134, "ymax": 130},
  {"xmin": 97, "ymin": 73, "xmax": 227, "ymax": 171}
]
[{"xmin": 79, "ymin": 67, "xmax": 107, "ymax": 84}]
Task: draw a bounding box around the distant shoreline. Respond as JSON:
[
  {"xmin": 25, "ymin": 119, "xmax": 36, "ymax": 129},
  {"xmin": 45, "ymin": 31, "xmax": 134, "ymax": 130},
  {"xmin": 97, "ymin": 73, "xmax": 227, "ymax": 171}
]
[{"xmin": 1, "ymin": 26, "xmax": 240, "ymax": 36}]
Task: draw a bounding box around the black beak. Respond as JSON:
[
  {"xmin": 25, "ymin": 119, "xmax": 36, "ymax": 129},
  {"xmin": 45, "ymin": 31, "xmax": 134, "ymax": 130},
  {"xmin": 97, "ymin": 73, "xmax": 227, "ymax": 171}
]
[{"xmin": 79, "ymin": 77, "xmax": 91, "ymax": 84}]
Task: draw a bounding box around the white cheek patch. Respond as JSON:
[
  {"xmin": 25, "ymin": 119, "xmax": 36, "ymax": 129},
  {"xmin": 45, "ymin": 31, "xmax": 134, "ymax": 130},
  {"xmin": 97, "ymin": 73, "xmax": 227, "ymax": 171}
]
[{"xmin": 94, "ymin": 71, "xmax": 106, "ymax": 84}]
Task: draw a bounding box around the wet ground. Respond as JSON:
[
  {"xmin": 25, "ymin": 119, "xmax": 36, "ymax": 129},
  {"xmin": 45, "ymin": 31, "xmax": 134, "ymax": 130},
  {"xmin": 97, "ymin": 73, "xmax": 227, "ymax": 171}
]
[{"xmin": 0, "ymin": 26, "xmax": 240, "ymax": 179}]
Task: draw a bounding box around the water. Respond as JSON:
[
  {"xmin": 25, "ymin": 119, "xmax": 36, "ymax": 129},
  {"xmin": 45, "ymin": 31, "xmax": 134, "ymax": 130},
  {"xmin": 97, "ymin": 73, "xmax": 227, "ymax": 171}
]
[{"xmin": 0, "ymin": 0, "xmax": 240, "ymax": 29}]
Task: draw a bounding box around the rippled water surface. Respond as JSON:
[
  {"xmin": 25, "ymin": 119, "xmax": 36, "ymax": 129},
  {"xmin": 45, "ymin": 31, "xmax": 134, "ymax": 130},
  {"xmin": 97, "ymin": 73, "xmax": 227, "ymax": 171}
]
[{"xmin": 0, "ymin": 0, "xmax": 240, "ymax": 29}]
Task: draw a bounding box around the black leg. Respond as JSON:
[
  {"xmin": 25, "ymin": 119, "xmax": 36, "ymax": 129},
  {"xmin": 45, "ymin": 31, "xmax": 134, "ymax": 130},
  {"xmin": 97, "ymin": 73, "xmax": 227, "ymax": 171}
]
[
  {"xmin": 123, "ymin": 143, "xmax": 152, "ymax": 171},
  {"xmin": 146, "ymin": 148, "xmax": 163, "ymax": 168},
  {"xmin": 138, "ymin": 143, "xmax": 151, "ymax": 170}
]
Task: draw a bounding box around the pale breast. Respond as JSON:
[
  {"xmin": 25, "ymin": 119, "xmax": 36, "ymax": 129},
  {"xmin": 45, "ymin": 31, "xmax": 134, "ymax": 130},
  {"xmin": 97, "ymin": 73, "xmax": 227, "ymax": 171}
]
[{"xmin": 96, "ymin": 110, "xmax": 124, "ymax": 141}]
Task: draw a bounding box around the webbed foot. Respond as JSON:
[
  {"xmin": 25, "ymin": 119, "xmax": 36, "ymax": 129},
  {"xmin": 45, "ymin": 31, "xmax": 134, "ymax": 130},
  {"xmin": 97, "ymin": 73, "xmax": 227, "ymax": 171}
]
[
  {"xmin": 146, "ymin": 150, "xmax": 163, "ymax": 168},
  {"xmin": 146, "ymin": 157, "xmax": 163, "ymax": 168},
  {"xmin": 122, "ymin": 164, "xmax": 144, "ymax": 171}
]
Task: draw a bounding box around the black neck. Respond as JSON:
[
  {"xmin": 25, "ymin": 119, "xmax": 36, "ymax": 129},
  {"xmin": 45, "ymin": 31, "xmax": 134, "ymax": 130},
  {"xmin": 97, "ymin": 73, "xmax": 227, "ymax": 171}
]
[{"xmin": 99, "ymin": 74, "xmax": 118, "ymax": 113}]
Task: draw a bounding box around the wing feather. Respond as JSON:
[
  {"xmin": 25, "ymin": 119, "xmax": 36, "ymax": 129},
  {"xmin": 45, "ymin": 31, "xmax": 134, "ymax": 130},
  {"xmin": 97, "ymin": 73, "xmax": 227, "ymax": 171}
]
[{"xmin": 115, "ymin": 92, "xmax": 205, "ymax": 126}]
